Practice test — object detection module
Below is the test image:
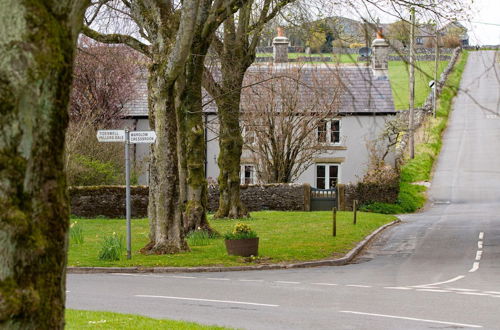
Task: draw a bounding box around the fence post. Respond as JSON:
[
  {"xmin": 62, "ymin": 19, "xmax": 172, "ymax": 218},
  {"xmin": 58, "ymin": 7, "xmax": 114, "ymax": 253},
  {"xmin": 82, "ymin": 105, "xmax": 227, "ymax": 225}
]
[
  {"xmin": 337, "ymin": 184, "xmax": 345, "ymax": 211},
  {"xmin": 353, "ymin": 200, "xmax": 357, "ymax": 225},
  {"xmin": 332, "ymin": 207, "xmax": 337, "ymax": 237}
]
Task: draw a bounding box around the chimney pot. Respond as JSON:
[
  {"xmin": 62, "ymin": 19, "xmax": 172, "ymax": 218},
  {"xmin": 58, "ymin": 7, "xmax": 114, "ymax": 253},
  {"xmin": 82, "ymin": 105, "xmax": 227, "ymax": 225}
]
[
  {"xmin": 371, "ymin": 33, "xmax": 389, "ymax": 78},
  {"xmin": 273, "ymin": 27, "xmax": 289, "ymax": 63}
]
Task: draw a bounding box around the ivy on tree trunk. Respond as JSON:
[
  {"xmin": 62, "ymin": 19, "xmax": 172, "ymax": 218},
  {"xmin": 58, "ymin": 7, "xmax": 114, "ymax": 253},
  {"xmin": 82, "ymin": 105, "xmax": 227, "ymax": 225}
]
[{"xmin": 0, "ymin": 0, "xmax": 88, "ymax": 328}]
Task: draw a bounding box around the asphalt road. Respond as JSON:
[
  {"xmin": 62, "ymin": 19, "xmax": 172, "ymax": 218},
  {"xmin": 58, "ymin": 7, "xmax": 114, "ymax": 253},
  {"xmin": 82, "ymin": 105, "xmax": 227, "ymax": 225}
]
[{"xmin": 67, "ymin": 51, "xmax": 500, "ymax": 329}]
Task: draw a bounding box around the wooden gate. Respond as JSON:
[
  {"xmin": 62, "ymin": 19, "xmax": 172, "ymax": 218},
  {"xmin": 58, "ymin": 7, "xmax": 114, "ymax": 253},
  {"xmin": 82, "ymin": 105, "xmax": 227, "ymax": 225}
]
[{"xmin": 310, "ymin": 188, "xmax": 338, "ymax": 211}]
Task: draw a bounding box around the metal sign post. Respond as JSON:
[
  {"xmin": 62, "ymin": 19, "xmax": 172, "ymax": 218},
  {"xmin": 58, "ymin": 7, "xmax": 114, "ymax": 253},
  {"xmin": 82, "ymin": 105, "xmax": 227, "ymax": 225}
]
[
  {"xmin": 96, "ymin": 129, "xmax": 156, "ymax": 260},
  {"xmin": 124, "ymin": 129, "xmax": 131, "ymax": 259}
]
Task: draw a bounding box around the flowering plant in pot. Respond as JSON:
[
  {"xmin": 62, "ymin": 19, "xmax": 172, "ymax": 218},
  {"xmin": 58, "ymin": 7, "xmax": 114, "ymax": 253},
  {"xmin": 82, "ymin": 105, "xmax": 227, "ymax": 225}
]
[{"xmin": 223, "ymin": 223, "xmax": 259, "ymax": 257}]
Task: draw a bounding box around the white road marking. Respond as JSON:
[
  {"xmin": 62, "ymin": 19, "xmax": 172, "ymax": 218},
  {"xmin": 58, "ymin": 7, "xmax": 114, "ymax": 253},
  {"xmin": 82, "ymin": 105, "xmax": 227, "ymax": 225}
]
[
  {"xmin": 66, "ymin": 291, "xmax": 70, "ymax": 293},
  {"xmin": 112, "ymin": 273, "xmax": 161, "ymax": 277},
  {"xmin": 484, "ymin": 291, "xmax": 500, "ymax": 295},
  {"xmin": 456, "ymin": 292, "xmax": 490, "ymax": 296},
  {"xmin": 135, "ymin": 295, "xmax": 279, "ymax": 307},
  {"xmin": 346, "ymin": 284, "xmax": 372, "ymax": 288},
  {"xmin": 170, "ymin": 276, "xmax": 197, "ymax": 279},
  {"xmin": 312, "ymin": 283, "xmax": 338, "ymax": 286},
  {"xmin": 339, "ymin": 311, "xmax": 482, "ymax": 328},
  {"xmin": 416, "ymin": 289, "xmax": 451, "ymax": 293},
  {"xmin": 478, "ymin": 241, "xmax": 483, "ymax": 249},
  {"xmin": 384, "ymin": 287, "xmax": 412, "ymax": 290},
  {"xmin": 413, "ymin": 275, "xmax": 465, "ymax": 288},
  {"xmin": 469, "ymin": 262, "xmax": 480, "ymax": 273},
  {"xmin": 274, "ymin": 281, "xmax": 300, "ymax": 284},
  {"xmin": 475, "ymin": 251, "xmax": 483, "ymax": 261},
  {"xmin": 479, "ymin": 232, "xmax": 484, "ymax": 240},
  {"xmin": 205, "ymin": 278, "xmax": 230, "ymax": 281},
  {"xmin": 134, "ymin": 294, "xmax": 279, "ymax": 307},
  {"xmin": 448, "ymin": 288, "xmax": 478, "ymax": 292},
  {"xmin": 238, "ymin": 279, "xmax": 264, "ymax": 282}
]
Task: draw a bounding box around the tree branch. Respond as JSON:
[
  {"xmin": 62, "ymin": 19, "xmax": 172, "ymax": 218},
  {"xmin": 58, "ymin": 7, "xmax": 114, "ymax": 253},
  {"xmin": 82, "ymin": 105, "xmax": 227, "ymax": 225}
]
[{"xmin": 82, "ymin": 25, "xmax": 151, "ymax": 56}]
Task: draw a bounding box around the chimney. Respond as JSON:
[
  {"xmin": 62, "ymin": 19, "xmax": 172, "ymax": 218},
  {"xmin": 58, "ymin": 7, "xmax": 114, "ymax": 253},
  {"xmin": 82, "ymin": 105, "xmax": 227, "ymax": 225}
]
[
  {"xmin": 371, "ymin": 28, "xmax": 389, "ymax": 78},
  {"xmin": 273, "ymin": 27, "xmax": 289, "ymax": 63}
]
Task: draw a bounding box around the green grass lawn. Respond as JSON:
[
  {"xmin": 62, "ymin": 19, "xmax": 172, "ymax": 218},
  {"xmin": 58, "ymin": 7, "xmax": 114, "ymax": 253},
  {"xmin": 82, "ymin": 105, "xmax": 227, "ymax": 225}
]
[
  {"xmin": 68, "ymin": 211, "xmax": 395, "ymax": 267},
  {"xmin": 66, "ymin": 310, "xmax": 229, "ymax": 329},
  {"xmin": 388, "ymin": 60, "xmax": 448, "ymax": 110}
]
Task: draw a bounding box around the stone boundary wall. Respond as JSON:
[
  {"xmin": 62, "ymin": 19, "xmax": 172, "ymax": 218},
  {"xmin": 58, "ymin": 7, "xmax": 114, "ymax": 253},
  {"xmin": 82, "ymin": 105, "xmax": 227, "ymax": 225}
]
[
  {"xmin": 256, "ymin": 46, "xmax": 305, "ymax": 53},
  {"xmin": 69, "ymin": 186, "xmax": 149, "ymax": 218},
  {"xmin": 256, "ymin": 47, "xmax": 455, "ymax": 56},
  {"xmin": 388, "ymin": 54, "xmax": 452, "ymax": 61},
  {"xmin": 342, "ymin": 182, "xmax": 399, "ymax": 211},
  {"xmin": 255, "ymin": 54, "xmax": 451, "ymax": 63},
  {"xmin": 69, "ymin": 184, "xmax": 311, "ymax": 218},
  {"xmin": 208, "ymin": 184, "xmax": 310, "ymax": 212}
]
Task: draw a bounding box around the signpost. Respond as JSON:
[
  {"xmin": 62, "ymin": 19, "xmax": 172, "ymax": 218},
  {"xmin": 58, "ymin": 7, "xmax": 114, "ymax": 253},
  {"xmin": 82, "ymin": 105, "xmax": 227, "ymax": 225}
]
[
  {"xmin": 96, "ymin": 129, "xmax": 156, "ymax": 259},
  {"xmin": 429, "ymin": 80, "xmax": 437, "ymax": 118}
]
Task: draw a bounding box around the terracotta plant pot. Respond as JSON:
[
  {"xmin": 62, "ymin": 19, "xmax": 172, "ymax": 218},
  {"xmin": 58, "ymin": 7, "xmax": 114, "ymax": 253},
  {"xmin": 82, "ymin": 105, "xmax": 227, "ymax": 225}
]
[{"xmin": 224, "ymin": 237, "xmax": 259, "ymax": 257}]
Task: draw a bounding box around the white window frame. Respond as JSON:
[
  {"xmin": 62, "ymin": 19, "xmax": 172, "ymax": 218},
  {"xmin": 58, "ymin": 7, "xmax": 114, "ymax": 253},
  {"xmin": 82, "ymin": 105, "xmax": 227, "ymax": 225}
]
[
  {"xmin": 242, "ymin": 125, "xmax": 257, "ymax": 146},
  {"xmin": 315, "ymin": 164, "xmax": 340, "ymax": 190},
  {"xmin": 317, "ymin": 119, "xmax": 341, "ymax": 145},
  {"xmin": 240, "ymin": 164, "xmax": 256, "ymax": 184}
]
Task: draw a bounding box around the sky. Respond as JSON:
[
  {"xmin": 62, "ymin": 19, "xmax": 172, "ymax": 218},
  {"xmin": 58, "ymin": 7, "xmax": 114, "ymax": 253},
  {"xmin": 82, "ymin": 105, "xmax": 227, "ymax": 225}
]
[
  {"xmin": 466, "ymin": 0, "xmax": 500, "ymax": 45},
  {"xmin": 328, "ymin": 0, "xmax": 500, "ymax": 46}
]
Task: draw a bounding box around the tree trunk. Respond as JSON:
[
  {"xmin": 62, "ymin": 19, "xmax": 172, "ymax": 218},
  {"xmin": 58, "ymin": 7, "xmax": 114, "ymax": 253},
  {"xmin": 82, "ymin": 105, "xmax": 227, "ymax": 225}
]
[
  {"xmin": 0, "ymin": 1, "xmax": 88, "ymax": 328},
  {"xmin": 178, "ymin": 39, "xmax": 214, "ymax": 233},
  {"xmin": 214, "ymin": 70, "xmax": 249, "ymax": 219},
  {"xmin": 142, "ymin": 65, "xmax": 188, "ymax": 254}
]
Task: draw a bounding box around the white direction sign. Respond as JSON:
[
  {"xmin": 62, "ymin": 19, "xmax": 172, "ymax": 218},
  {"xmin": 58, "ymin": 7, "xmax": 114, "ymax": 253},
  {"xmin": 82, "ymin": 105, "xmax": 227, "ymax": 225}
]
[
  {"xmin": 130, "ymin": 131, "xmax": 157, "ymax": 144},
  {"xmin": 97, "ymin": 130, "xmax": 125, "ymax": 142}
]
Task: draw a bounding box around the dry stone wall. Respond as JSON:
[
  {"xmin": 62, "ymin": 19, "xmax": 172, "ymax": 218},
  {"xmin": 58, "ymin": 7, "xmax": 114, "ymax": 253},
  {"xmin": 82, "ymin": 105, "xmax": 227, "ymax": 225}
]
[{"xmin": 69, "ymin": 184, "xmax": 310, "ymax": 218}]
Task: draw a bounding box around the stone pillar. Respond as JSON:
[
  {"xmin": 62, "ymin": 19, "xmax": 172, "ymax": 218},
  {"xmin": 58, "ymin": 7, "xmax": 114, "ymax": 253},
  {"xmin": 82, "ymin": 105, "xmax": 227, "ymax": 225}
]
[
  {"xmin": 273, "ymin": 27, "xmax": 289, "ymax": 63},
  {"xmin": 371, "ymin": 28, "xmax": 389, "ymax": 78}
]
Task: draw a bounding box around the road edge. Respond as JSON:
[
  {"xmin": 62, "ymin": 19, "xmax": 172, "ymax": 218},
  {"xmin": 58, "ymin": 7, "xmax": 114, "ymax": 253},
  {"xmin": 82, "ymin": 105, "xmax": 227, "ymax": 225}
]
[{"xmin": 67, "ymin": 218, "xmax": 401, "ymax": 274}]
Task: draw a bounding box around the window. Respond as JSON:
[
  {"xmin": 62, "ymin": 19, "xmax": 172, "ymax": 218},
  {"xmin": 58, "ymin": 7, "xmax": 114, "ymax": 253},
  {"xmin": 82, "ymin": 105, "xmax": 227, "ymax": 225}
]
[
  {"xmin": 416, "ymin": 37, "xmax": 423, "ymax": 45},
  {"xmin": 242, "ymin": 125, "xmax": 256, "ymax": 146},
  {"xmin": 317, "ymin": 119, "xmax": 341, "ymax": 144},
  {"xmin": 331, "ymin": 120, "xmax": 340, "ymax": 143},
  {"xmin": 241, "ymin": 165, "xmax": 255, "ymax": 184},
  {"xmin": 315, "ymin": 164, "xmax": 339, "ymax": 189},
  {"xmin": 317, "ymin": 120, "xmax": 327, "ymax": 143}
]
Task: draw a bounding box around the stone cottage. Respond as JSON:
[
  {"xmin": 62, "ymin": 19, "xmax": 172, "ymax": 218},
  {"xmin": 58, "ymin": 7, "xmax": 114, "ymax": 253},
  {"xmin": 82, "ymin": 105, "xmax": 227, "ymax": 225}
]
[{"xmin": 123, "ymin": 33, "xmax": 397, "ymax": 189}]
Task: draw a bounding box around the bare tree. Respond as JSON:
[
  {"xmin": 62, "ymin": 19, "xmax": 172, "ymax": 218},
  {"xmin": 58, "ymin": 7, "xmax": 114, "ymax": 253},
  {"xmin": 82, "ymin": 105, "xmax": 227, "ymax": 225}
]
[
  {"xmin": 66, "ymin": 39, "xmax": 139, "ymax": 185},
  {"xmin": 387, "ymin": 19, "xmax": 411, "ymax": 48},
  {"xmin": 241, "ymin": 65, "xmax": 343, "ymax": 183},
  {"xmin": 175, "ymin": 0, "xmax": 250, "ymax": 234},
  {"xmin": 204, "ymin": 0, "xmax": 296, "ymax": 219},
  {"xmin": 83, "ymin": 0, "xmax": 202, "ymax": 254},
  {"xmin": 0, "ymin": 1, "xmax": 90, "ymax": 328}
]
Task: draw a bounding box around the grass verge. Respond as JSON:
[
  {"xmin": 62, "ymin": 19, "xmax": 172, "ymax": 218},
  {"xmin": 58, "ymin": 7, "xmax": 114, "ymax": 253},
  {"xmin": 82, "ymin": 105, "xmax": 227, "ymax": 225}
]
[
  {"xmin": 363, "ymin": 51, "xmax": 469, "ymax": 214},
  {"xmin": 66, "ymin": 310, "xmax": 228, "ymax": 329},
  {"xmin": 68, "ymin": 211, "xmax": 396, "ymax": 267}
]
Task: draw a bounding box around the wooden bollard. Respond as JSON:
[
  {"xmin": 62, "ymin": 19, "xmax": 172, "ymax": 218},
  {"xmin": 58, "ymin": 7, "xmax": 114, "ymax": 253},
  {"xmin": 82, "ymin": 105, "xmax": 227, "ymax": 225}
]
[
  {"xmin": 353, "ymin": 200, "xmax": 357, "ymax": 225},
  {"xmin": 332, "ymin": 207, "xmax": 337, "ymax": 237}
]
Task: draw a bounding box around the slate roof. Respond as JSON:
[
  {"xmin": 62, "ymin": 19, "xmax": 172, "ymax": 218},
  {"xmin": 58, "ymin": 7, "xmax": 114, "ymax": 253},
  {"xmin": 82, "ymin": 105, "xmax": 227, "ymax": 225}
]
[{"xmin": 122, "ymin": 63, "xmax": 395, "ymax": 117}]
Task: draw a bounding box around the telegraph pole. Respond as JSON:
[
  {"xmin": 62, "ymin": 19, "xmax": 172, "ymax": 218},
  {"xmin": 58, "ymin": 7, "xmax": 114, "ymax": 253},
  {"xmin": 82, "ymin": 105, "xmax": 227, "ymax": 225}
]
[
  {"xmin": 408, "ymin": 7, "xmax": 416, "ymax": 159},
  {"xmin": 433, "ymin": 19, "xmax": 439, "ymax": 118}
]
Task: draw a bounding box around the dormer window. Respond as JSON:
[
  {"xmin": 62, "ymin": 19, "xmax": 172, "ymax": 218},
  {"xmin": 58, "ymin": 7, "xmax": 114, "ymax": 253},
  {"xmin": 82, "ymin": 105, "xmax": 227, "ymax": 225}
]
[{"xmin": 317, "ymin": 119, "xmax": 341, "ymax": 144}]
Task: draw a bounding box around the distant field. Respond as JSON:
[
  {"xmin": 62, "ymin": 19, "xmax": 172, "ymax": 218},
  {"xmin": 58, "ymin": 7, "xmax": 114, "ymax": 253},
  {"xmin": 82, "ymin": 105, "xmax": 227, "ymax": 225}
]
[{"xmin": 389, "ymin": 60, "xmax": 448, "ymax": 110}]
